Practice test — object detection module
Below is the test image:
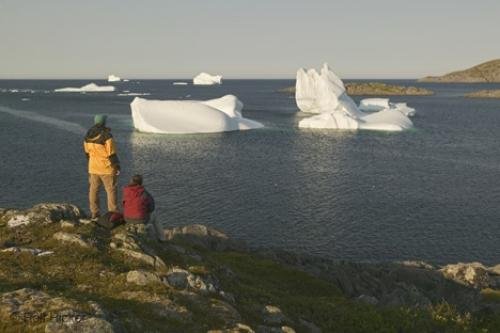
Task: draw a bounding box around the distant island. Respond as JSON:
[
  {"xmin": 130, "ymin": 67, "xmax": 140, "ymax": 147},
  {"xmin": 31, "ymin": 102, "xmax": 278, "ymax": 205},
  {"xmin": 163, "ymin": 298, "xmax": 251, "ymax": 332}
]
[
  {"xmin": 465, "ymin": 90, "xmax": 500, "ymax": 99},
  {"xmin": 280, "ymin": 82, "xmax": 434, "ymax": 96},
  {"xmin": 420, "ymin": 59, "xmax": 500, "ymax": 83}
]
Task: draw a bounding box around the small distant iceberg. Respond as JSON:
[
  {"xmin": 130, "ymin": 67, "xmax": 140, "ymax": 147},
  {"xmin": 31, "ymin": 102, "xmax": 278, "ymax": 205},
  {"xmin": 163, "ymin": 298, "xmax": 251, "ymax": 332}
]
[
  {"xmin": 296, "ymin": 64, "xmax": 414, "ymax": 131},
  {"xmin": 117, "ymin": 92, "xmax": 151, "ymax": 96},
  {"xmin": 54, "ymin": 83, "xmax": 115, "ymax": 93},
  {"xmin": 130, "ymin": 95, "xmax": 263, "ymax": 134},
  {"xmin": 173, "ymin": 82, "xmax": 189, "ymax": 86},
  {"xmin": 108, "ymin": 74, "xmax": 121, "ymax": 82},
  {"xmin": 193, "ymin": 72, "xmax": 222, "ymax": 85}
]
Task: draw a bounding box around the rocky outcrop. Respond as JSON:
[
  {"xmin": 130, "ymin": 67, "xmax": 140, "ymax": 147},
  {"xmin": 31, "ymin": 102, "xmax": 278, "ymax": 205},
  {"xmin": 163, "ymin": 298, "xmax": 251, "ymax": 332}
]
[
  {"xmin": 126, "ymin": 270, "xmax": 162, "ymax": 286},
  {"xmin": 280, "ymin": 82, "xmax": 433, "ymax": 96},
  {"xmin": 345, "ymin": 82, "xmax": 433, "ymax": 96},
  {"xmin": 0, "ymin": 203, "xmax": 85, "ymax": 228},
  {"xmin": 465, "ymin": 89, "xmax": 500, "ymax": 98},
  {"xmin": 163, "ymin": 224, "xmax": 244, "ymax": 251},
  {"xmin": 0, "ymin": 203, "xmax": 499, "ymax": 332},
  {"xmin": 420, "ymin": 59, "xmax": 500, "ymax": 83},
  {"xmin": 0, "ymin": 288, "xmax": 114, "ymax": 332},
  {"xmin": 264, "ymin": 251, "xmax": 484, "ymax": 311},
  {"xmin": 53, "ymin": 231, "xmax": 91, "ymax": 248},
  {"xmin": 440, "ymin": 262, "xmax": 499, "ymax": 289}
]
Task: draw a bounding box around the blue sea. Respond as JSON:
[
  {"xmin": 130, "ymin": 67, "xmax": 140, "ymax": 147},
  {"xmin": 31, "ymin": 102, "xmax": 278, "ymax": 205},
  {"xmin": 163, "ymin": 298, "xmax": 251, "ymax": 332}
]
[{"xmin": 1, "ymin": 79, "xmax": 500, "ymax": 264}]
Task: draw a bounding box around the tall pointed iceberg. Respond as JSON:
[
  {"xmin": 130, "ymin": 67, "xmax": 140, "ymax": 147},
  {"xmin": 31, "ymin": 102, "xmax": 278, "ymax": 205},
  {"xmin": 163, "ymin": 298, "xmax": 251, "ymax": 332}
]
[{"xmin": 296, "ymin": 64, "xmax": 414, "ymax": 131}]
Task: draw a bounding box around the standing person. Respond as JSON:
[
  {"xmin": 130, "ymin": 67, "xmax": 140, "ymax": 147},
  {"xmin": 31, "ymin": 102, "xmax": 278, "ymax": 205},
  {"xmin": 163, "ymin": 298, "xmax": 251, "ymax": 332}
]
[
  {"xmin": 122, "ymin": 175, "xmax": 155, "ymax": 224},
  {"xmin": 84, "ymin": 114, "xmax": 120, "ymax": 219}
]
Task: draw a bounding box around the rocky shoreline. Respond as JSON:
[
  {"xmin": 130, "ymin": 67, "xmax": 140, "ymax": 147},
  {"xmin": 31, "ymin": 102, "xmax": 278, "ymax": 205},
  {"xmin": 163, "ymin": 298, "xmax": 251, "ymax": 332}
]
[
  {"xmin": 280, "ymin": 82, "xmax": 433, "ymax": 96},
  {"xmin": 465, "ymin": 89, "xmax": 500, "ymax": 99},
  {"xmin": 0, "ymin": 203, "xmax": 499, "ymax": 332}
]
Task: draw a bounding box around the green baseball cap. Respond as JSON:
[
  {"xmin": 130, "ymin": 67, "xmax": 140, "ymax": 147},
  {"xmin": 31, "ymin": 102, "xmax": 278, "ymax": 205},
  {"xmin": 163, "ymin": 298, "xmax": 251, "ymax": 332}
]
[{"xmin": 94, "ymin": 114, "xmax": 107, "ymax": 125}]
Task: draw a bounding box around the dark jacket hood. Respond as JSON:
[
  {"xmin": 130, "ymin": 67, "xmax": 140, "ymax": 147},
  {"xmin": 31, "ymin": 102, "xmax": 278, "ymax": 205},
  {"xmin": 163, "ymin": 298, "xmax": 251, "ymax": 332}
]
[{"xmin": 85, "ymin": 125, "xmax": 112, "ymax": 143}]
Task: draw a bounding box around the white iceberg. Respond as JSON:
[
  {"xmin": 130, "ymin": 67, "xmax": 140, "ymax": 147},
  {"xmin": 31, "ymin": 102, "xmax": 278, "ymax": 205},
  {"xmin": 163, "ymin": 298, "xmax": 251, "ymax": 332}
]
[
  {"xmin": 108, "ymin": 74, "xmax": 121, "ymax": 82},
  {"xmin": 173, "ymin": 82, "xmax": 189, "ymax": 85},
  {"xmin": 193, "ymin": 72, "xmax": 222, "ymax": 85},
  {"xmin": 359, "ymin": 98, "xmax": 416, "ymax": 117},
  {"xmin": 296, "ymin": 64, "xmax": 414, "ymax": 131},
  {"xmin": 54, "ymin": 83, "xmax": 115, "ymax": 93},
  {"xmin": 130, "ymin": 95, "xmax": 263, "ymax": 134}
]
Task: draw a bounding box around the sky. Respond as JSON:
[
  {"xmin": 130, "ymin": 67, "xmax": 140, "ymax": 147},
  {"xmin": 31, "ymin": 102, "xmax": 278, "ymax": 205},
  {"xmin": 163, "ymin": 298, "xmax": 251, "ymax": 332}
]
[{"xmin": 0, "ymin": 0, "xmax": 499, "ymax": 79}]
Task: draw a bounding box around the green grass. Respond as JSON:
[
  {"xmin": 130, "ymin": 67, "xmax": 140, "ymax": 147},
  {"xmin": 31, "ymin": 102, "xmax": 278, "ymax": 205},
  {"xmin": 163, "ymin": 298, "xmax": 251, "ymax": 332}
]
[{"xmin": 0, "ymin": 221, "xmax": 499, "ymax": 332}]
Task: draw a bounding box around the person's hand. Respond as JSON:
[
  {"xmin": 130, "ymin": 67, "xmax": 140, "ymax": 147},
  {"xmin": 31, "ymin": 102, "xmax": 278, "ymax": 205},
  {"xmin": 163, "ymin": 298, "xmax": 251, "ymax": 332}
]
[{"xmin": 115, "ymin": 169, "xmax": 121, "ymax": 176}]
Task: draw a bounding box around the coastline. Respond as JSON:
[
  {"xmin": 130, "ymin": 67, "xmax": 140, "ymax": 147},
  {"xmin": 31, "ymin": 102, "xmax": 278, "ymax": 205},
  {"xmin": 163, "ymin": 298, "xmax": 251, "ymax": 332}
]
[{"xmin": 1, "ymin": 203, "xmax": 499, "ymax": 332}]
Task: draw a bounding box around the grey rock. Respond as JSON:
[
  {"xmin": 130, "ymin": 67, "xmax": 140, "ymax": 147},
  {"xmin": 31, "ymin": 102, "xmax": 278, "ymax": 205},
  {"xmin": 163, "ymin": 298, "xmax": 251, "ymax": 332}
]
[
  {"xmin": 45, "ymin": 314, "xmax": 114, "ymax": 333},
  {"xmin": 0, "ymin": 288, "xmax": 113, "ymax": 332},
  {"xmin": 262, "ymin": 305, "xmax": 286, "ymax": 325},
  {"xmin": 1, "ymin": 247, "xmax": 53, "ymax": 256},
  {"xmin": 53, "ymin": 232, "xmax": 90, "ymax": 248},
  {"xmin": 356, "ymin": 294, "xmax": 379, "ymax": 305},
  {"xmin": 440, "ymin": 262, "xmax": 494, "ymax": 289},
  {"xmin": 165, "ymin": 267, "xmax": 219, "ymax": 294},
  {"xmin": 117, "ymin": 248, "xmax": 166, "ymax": 271},
  {"xmin": 163, "ymin": 224, "xmax": 243, "ymax": 251},
  {"xmin": 112, "ymin": 231, "xmax": 167, "ymax": 271},
  {"xmin": 165, "ymin": 267, "xmax": 190, "ymax": 289},
  {"xmin": 126, "ymin": 270, "xmax": 161, "ymax": 286},
  {"xmin": 3, "ymin": 203, "xmax": 85, "ymax": 228}
]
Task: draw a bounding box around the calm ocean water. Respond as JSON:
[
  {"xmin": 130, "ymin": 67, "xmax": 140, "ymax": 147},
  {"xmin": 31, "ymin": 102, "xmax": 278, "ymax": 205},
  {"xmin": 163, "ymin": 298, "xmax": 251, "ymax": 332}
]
[{"xmin": 1, "ymin": 79, "xmax": 499, "ymax": 264}]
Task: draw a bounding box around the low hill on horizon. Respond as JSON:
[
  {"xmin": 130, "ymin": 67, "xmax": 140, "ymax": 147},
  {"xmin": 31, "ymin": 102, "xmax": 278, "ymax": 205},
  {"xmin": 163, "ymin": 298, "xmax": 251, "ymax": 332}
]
[{"xmin": 420, "ymin": 59, "xmax": 500, "ymax": 83}]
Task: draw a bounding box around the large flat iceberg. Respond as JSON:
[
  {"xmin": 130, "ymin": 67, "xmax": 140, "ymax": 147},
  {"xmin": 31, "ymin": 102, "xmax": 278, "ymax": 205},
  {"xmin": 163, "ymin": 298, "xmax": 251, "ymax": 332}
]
[
  {"xmin": 54, "ymin": 83, "xmax": 115, "ymax": 93},
  {"xmin": 130, "ymin": 95, "xmax": 263, "ymax": 134},
  {"xmin": 296, "ymin": 64, "xmax": 414, "ymax": 131},
  {"xmin": 193, "ymin": 72, "xmax": 222, "ymax": 85},
  {"xmin": 108, "ymin": 74, "xmax": 121, "ymax": 82}
]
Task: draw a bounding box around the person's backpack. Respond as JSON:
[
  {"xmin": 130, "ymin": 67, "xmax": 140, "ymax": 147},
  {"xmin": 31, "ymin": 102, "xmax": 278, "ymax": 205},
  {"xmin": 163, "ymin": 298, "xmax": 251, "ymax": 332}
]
[{"xmin": 96, "ymin": 212, "xmax": 124, "ymax": 229}]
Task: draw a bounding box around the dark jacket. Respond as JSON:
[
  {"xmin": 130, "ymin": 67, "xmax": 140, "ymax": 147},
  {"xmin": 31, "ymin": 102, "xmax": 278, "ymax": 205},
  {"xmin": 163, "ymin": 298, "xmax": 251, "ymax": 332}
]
[
  {"xmin": 83, "ymin": 125, "xmax": 120, "ymax": 175},
  {"xmin": 122, "ymin": 184, "xmax": 155, "ymax": 221}
]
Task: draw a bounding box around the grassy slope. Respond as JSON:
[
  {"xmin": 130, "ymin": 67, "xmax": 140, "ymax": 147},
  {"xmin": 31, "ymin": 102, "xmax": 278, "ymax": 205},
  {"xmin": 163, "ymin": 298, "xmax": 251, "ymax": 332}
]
[{"xmin": 0, "ymin": 221, "xmax": 499, "ymax": 332}]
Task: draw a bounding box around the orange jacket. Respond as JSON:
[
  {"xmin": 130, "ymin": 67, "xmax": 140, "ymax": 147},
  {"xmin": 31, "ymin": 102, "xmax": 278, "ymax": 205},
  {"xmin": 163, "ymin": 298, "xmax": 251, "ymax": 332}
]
[{"xmin": 83, "ymin": 125, "xmax": 120, "ymax": 175}]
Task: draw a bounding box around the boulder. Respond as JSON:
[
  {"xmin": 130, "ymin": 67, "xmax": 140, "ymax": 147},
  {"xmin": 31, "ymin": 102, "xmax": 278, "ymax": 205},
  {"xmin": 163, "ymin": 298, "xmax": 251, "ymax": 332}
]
[
  {"xmin": 262, "ymin": 305, "xmax": 287, "ymax": 325},
  {"xmin": 53, "ymin": 232, "xmax": 90, "ymax": 248},
  {"xmin": 165, "ymin": 268, "xmax": 190, "ymax": 289},
  {"xmin": 165, "ymin": 267, "xmax": 219, "ymax": 294},
  {"xmin": 111, "ymin": 231, "xmax": 167, "ymax": 271},
  {"xmin": 2, "ymin": 203, "xmax": 85, "ymax": 228},
  {"xmin": 126, "ymin": 270, "xmax": 162, "ymax": 286},
  {"xmin": 440, "ymin": 262, "xmax": 494, "ymax": 289},
  {"xmin": 163, "ymin": 224, "xmax": 242, "ymax": 251},
  {"xmin": 45, "ymin": 313, "xmax": 114, "ymax": 333},
  {"xmin": 0, "ymin": 288, "xmax": 112, "ymax": 331},
  {"xmin": 118, "ymin": 248, "xmax": 166, "ymax": 271},
  {"xmin": 1, "ymin": 247, "xmax": 53, "ymax": 256}
]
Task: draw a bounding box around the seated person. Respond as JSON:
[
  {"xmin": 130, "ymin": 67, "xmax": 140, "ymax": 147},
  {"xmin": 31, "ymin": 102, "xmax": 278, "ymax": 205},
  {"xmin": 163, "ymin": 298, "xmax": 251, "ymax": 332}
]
[{"xmin": 122, "ymin": 175, "xmax": 155, "ymax": 224}]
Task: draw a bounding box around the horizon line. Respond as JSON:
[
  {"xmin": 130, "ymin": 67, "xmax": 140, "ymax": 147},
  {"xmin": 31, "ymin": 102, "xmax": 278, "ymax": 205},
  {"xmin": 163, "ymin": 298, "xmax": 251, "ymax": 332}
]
[{"xmin": 0, "ymin": 77, "xmax": 420, "ymax": 80}]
